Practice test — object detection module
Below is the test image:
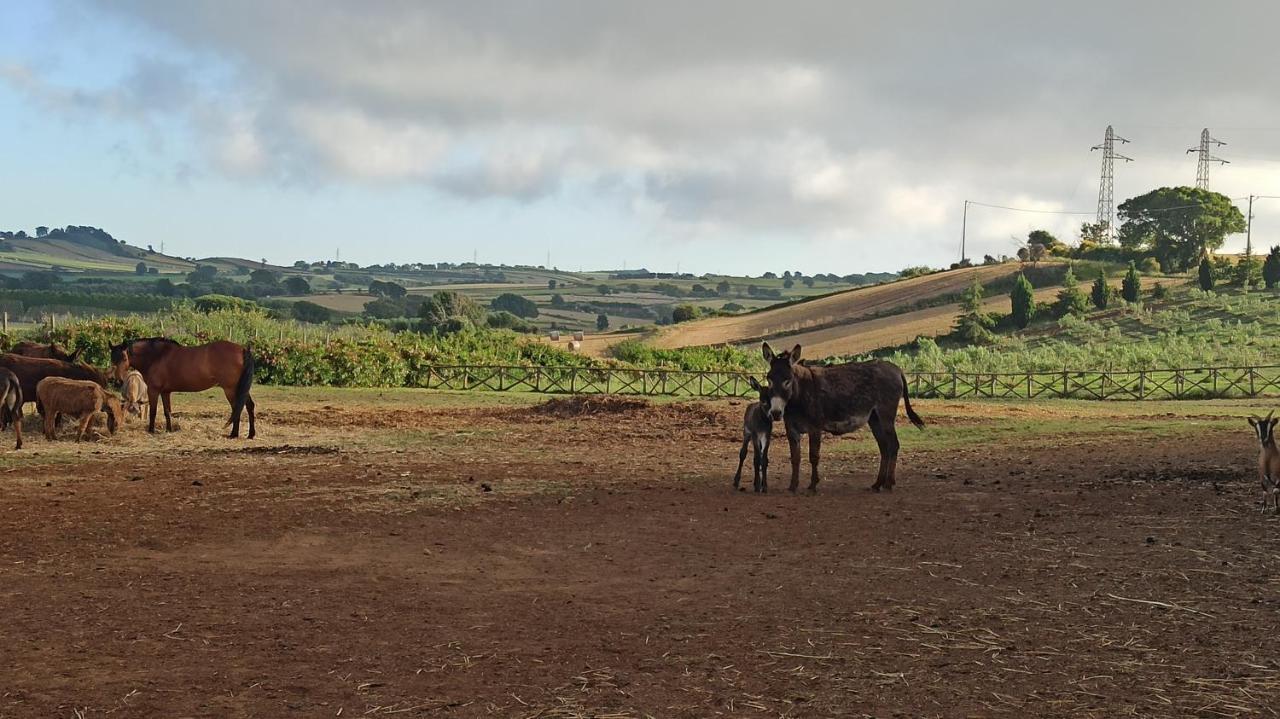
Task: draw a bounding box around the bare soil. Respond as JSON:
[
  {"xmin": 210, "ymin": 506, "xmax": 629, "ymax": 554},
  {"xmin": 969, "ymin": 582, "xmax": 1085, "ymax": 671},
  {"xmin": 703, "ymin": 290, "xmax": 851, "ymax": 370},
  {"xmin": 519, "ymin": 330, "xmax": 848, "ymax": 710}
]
[{"xmin": 1, "ymin": 394, "xmax": 1278, "ymax": 718}]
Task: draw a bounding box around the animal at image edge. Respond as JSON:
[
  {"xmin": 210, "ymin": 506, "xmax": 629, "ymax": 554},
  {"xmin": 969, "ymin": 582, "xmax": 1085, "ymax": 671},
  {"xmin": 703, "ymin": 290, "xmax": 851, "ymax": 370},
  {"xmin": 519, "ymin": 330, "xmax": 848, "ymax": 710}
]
[
  {"xmin": 762, "ymin": 341, "xmax": 924, "ymax": 493},
  {"xmin": 1248, "ymin": 411, "xmax": 1280, "ymax": 514},
  {"xmin": 110, "ymin": 338, "xmax": 257, "ymax": 439},
  {"xmin": 8, "ymin": 341, "xmax": 82, "ymax": 363},
  {"xmin": 0, "ymin": 353, "xmax": 109, "ymax": 413},
  {"xmin": 0, "ymin": 368, "xmax": 23, "ymax": 450},
  {"xmin": 732, "ymin": 377, "xmax": 774, "ymax": 493},
  {"xmin": 36, "ymin": 377, "xmax": 122, "ymax": 442}
]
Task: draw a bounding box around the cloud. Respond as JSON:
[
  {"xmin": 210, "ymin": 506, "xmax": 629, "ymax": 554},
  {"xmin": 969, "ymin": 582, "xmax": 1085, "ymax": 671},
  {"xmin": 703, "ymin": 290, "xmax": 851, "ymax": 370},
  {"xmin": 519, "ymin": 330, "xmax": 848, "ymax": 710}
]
[{"xmin": 9, "ymin": 0, "xmax": 1280, "ymax": 265}]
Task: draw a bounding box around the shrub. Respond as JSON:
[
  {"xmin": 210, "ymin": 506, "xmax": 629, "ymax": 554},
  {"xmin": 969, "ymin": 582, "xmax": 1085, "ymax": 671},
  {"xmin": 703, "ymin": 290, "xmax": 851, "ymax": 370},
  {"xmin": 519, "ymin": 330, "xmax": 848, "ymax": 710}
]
[
  {"xmin": 672, "ymin": 304, "xmax": 699, "ymax": 323},
  {"xmin": 1122, "ymin": 261, "xmax": 1141, "ymax": 302},
  {"xmin": 292, "ymin": 300, "xmax": 331, "ymax": 324},
  {"xmin": 490, "ymin": 292, "xmax": 539, "ymax": 318},
  {"xmin": 194, "ymin": 294, "xmax": 257, "ymax": 313},
  {"xmin": 1152, "ymin": 282, "xmax": 1169, "ymax": 300},
  {"xmin": 1091, "ymin": 271, "xmax": 1109, "ymax": 310},
  {"xmin": 1139, "ymin": 257, "xmax": 1161, "ymax": 274},
  {"xmin": 1010, "ymin": 273, "xmax": 1035, "ymax": 328},
  {"xmin": 1265, "ymin": 246, "xmax": 1280, "ymax": 289},
  {"xmin": 1055, "ymin": 265, "xmax": 1089, "ymax": 317},
  {"xmin": 1198, "ymin": 256, "xmax": 1215, "ymax": 291}
]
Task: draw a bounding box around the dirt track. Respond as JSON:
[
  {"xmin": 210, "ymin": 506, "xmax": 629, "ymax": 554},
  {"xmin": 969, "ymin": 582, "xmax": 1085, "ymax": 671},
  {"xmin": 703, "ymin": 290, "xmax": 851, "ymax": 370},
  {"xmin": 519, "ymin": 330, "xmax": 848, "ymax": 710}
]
[{"xmin": 2, "ymin": 392, "xmax": 1278, "ymax": 718}]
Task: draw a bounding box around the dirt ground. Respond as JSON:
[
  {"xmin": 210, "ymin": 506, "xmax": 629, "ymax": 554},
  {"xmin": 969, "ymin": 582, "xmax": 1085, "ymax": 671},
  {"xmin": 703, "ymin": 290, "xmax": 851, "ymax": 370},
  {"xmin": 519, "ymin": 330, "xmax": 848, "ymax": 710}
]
[{"xmin": 1, "ymin": 389, "xmax": 1279, "ymax": 718}]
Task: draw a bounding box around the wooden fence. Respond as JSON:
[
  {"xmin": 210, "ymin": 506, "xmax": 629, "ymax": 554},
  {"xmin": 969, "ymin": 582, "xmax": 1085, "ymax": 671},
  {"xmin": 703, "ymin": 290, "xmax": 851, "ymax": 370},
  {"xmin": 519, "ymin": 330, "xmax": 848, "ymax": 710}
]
[{"xmin": 416, "ymin": 364, "xmax": 1280, "ymax": 401}]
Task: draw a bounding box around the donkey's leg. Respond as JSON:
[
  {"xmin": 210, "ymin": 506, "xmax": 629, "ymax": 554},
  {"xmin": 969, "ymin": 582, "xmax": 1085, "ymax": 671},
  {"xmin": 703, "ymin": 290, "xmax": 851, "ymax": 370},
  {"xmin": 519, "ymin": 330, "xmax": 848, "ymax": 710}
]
[
  {"xmin": 161, "ymin": 393, "xmax": 174, "ymax": 432},
  {"xmin": 733, "ymin": 434, "xmax": 750, "ymax": 490},
  {"xmin": 759, "ymin": 433, "xmax": 769, "ymax": 493},
  {"xmin": 787, "ymin": 429, "xmax": 803, "ymax": 493},
  {"xmin": 76, "ymin": 412, "xmax": 94, "ymax": 442},
  {"xmin": 751, "ymin": 438, "xmax": 762, "ymax": 492},
  {"xmin": 868, "ymin": 412, "xmax": 901, "ymax": 491},
  {"xmin": 807, "ymin": 432, "xmax": 822, "ymax": 493},
  {"xmin": 12, "ymin": 405, "xmax": 20, "ymax": 450}
]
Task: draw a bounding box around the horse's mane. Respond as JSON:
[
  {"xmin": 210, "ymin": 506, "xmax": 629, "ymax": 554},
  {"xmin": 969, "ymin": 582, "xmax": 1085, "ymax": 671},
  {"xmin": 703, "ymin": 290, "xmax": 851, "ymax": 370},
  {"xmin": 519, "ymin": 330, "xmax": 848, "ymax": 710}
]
[{"xmin": 131, "ymin": 337, "xmax": 183, "ymax": 349}]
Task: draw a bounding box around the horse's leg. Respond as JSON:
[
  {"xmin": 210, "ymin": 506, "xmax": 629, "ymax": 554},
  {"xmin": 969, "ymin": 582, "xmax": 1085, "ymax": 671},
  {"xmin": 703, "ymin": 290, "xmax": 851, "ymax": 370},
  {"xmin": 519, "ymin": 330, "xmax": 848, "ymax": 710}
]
[
  {"xmin": 12, "ymin": 405, "xmax": 20, "ymax": 450},
  {"xmin": 147, "ymin": 388, "xmax": 160, "ymax": 434},
  {"xmin": 246, "ymin": 395, "xmax": 256, "ymax": 440},
  {"xmin": 162, "ymin": 393, "xmax": 174, "ymax": 432},
  {"xmin": 224, "ymin": 386, "xmax": 243, "ymax": 439}
]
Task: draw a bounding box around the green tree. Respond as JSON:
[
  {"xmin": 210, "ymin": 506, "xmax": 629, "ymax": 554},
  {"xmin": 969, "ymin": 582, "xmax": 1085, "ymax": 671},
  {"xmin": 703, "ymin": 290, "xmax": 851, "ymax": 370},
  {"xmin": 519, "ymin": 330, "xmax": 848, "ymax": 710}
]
[
  {"xmin": 596, "ymin": 313, "xmax": 609, "ymax": 331},
  {"xmin": 1091, "ymin": 271, "xmax": 1109, "ymax": 310},
  {"xmin": 292, "ymin": 300, "xmax": 330, "ymax": 324},
  {"xmin": 549, "ymin": 293, "xmax": 566, "ymax": 308},
  {"xmin": 1236, "ymin": 255, "xmax": 1262, "ymax": 289},
  {"xmin": 1264, "ymin": 246, "xmax": 1280, "ymax": 289},
  {"xmin": 783, "ymin": 278, "xmax": 794, "ymax": 289},
  {"xmin": 419, "ymin": 291, "xmax": 485, "ymax": 333},
  {"xmin": 954, "ymin": 277, "xmax": 995, "ymax": 344},
  {"xmin": 283, "ymin": 276, "xmax": 311, "ymax": 295},
  {"xmin": 547, "ymin": 279, "xmax": 557, "ymax": 290},
  {"xmin": 672, "ymin": 304, "xmax": 699, "ymax": 323},
  {"xmin": 368, "ymin": 280, "xmax": 407, "ymax": 299},
  {"xmin": 716, "ymin": 280, "xmax": 731, "ymax": 295},
  {"xmin": 490, "ymin": 292, "xmax": 539, "ymax": 318},
  {"xmin": 1010, "ymin": 272, "xmax": 1035, "ymax": 328},
  {"xmin": 1079, "ymin": 221, "xmax": 1110, "ymax": 248},
  {"xmin": 135, "ymin": 261, "xmax": 148, "ymax": 276},
  {"xmin": 249, "ymin": 268, "xmax": 279, "ymax": 285},
  {"xmin": 1055, "ymin": 265, "xmax": 1089, "ymax": 317},
  {"xmin": 1028, "ymin": 229, "xmax": 1065, "ymax": 255},
  {"xmin": 1121, "ymin": 261, "xmax": 1141, "ymax": 302},
  {"xmin": 1198, "ymin": 256, "xmax": 1215, "ymax": 291},
  {"xmin": 363, "ymin": 298, "xmax": 404, "ymax": 319},
  {"xmin": 1117, "ymin": 187, "xmax": 1246, "ymax": 271}
]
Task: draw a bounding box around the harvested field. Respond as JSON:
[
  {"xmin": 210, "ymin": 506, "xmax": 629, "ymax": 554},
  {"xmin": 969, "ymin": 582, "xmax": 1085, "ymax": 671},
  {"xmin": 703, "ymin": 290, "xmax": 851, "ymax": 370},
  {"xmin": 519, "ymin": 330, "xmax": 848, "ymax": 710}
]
[{"xmin": 1, "ymin": 387, "xmax": 1278, "ymax": 718}]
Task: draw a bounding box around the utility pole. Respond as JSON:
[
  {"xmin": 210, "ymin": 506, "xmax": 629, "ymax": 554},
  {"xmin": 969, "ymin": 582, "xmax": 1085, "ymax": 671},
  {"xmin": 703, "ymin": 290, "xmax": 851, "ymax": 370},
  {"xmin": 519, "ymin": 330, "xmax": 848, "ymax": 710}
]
[
  {"xmin": 1091, "ymin": 125, "xmax": 1132, "ymax": 241},
  {"xmin": 960, "ymin": 200, "xmax": 968, "ymax": 264},
  {"xmin": 1187, "ymin": 128, "xmax": 1227, "ymax": 189}
]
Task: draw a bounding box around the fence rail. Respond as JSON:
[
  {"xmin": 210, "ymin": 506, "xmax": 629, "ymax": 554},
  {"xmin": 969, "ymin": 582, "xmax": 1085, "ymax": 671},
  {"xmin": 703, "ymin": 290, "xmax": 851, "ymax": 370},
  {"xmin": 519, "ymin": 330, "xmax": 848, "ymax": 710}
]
[{"xmin": 414, "ymin": 364, "xmax": 1280, "ymax": 401}]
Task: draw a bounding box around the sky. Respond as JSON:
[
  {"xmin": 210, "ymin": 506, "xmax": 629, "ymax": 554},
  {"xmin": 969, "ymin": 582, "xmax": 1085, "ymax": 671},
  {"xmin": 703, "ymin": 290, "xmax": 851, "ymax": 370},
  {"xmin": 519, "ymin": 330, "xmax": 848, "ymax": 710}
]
[{"xmin": 2, "ymin": 0, "xmax": 1280, "ymax": 275}]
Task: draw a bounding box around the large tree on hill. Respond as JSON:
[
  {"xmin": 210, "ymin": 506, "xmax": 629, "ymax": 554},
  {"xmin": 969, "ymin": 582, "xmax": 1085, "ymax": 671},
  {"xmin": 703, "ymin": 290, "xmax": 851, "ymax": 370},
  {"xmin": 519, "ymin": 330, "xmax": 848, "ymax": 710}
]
[
  {"xmin": 1028, "ymin": 229, "xmax": 1065, "ymax": 255},
  {"xmin": 490, "ymin": 292, "xmax": 539, "ymax": 318},
  {"xmin": 1117, "ymin": 187, "xmax": 1245, "ymax": 272},
  {"xmin": 1010, "ymin": 273, "xmax": 1035, "ymax": 329},
  {"xmin": 1264, "ymin": 246, "xmax": 1280, "ymax": 289},
  {"xmin": 420, "ymin": 291, "xmax": 485, "ymax": 333}
]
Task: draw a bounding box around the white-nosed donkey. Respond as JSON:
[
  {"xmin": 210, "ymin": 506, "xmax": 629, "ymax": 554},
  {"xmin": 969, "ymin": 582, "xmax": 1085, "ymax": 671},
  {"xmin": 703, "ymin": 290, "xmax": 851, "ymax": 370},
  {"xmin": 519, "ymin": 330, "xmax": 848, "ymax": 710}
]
[{"xmin": 1248, "ymin": 410, "xmax": 1280, "ymax": 514}]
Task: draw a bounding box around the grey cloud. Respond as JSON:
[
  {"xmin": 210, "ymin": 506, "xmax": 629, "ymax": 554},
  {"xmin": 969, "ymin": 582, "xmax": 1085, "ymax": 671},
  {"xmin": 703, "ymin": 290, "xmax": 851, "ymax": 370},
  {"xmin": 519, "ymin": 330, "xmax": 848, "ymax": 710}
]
[{"xmin": 23, "ymin": 0, "xmax": 1280, "ymax": 259}]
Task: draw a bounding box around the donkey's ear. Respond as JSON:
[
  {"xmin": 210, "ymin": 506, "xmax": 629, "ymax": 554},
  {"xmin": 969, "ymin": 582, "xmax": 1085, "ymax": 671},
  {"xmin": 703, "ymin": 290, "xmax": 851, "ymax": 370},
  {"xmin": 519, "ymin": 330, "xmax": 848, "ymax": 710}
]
[
  {"xmin": 748, "ymin": 376, "xmax": 762, "ymax": 391},
  {"xmin": 1249, "ymin": 416, "xmax": 1259, "ymax": 427},
  {"xmin": 1270, "ymin": 417, "xmax": 1278, "ymax": 429},
  {"xmin": 762, "ymin": 342, "xmax": 775, "ymax": 362},
  {"xmin": 790, "ymin": 344, "xmax": 802, "ymax": 363}
]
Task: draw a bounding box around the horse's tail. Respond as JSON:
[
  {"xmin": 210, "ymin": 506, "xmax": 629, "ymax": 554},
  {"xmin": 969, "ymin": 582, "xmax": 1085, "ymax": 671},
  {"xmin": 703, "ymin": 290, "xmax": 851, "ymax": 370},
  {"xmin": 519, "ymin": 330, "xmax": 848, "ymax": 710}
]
[
  {"xmin": 900, "ymin": 368, "xmax": 925, "ymax": 430},
  {"xmin": 235, "ymin": 345, "xmax": 255, "ymax": 403}
]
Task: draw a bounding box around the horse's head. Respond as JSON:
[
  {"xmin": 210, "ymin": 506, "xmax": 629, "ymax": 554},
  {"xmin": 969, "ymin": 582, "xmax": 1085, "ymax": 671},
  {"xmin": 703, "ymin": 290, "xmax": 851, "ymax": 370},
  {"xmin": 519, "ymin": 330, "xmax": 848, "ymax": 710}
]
[{"xmin": 109, "ymin": 340, "xmax": 133, "ymax": 383}]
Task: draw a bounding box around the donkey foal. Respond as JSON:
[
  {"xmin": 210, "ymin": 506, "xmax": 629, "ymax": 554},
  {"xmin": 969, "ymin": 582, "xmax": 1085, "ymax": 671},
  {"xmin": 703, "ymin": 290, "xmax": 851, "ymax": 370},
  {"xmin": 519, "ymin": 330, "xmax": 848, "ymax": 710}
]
[
  {"xmin": 1248, "ymin": 411, "xmax": 1280, "ymax": 514},
  {"xmin": 732, "ymin": 377, "xmax": 774, "ymax": 493}
]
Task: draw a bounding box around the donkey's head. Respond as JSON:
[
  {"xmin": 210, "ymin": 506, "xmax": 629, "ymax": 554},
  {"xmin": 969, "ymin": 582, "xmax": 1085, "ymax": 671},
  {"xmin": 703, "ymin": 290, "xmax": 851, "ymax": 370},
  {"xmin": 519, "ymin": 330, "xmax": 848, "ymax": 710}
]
[
  {"xmin": 761, "ymin": 342, "xmax": 802, "ymax": 421},
  {"xmin": 1248, "ymin": 410, "xmax": 1278, "ymax": 445}
]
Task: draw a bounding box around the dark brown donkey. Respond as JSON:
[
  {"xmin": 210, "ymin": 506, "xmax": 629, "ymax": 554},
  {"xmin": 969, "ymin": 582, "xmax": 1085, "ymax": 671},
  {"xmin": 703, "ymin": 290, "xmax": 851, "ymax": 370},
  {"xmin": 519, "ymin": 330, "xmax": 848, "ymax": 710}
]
[
  {"xmin": 9, "ymin": 341, "xmax": 81, "ymax": 362},
  {"xmin": 0, "ymin": 353, "xmax": 108, "ymax": 411},
  {"xmin": 762, "ymin": 342, "xmax": 924, "ymax": 493},
  {"xmin": 110, "ymin": 338, "xmax": 257, "ymax": 438}
]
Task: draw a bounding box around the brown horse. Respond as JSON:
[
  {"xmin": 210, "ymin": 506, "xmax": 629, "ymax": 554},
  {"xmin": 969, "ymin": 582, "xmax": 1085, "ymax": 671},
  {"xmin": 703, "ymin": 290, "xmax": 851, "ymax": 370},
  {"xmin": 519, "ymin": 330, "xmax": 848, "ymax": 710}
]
[
  {"xmin": 10, "ymin": 341, "xmax": 81, "ymax": 362},
  {"xmin": 0, "ymin": 353, "xmax": 109, "ymax": 411},
  {"xmin": 109, "ymin": 338, "xmax": 256, "ymax": 439}
]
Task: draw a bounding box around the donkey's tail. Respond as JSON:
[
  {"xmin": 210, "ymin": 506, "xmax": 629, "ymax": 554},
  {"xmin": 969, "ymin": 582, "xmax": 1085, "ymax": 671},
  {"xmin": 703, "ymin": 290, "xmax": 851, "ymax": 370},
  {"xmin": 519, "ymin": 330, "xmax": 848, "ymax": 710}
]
[{"xmin": 901, "ymin": 369, "xmax": 925, "ymax": 430}]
